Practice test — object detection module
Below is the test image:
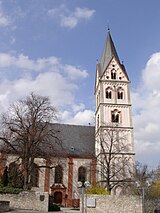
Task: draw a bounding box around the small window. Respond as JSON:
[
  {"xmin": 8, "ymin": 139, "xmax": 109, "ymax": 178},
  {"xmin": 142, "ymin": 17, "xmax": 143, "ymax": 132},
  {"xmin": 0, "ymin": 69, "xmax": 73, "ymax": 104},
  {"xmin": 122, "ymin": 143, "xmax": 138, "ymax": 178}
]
[
  {"xmin": 111, "ymin": 110, "xmax": 120, "ymax": 123},
  {"xmin": 117, "ymin": 88, "xmax": 124, "ymax": 99},
  {"xmin": 118, "ymin": 91, "xmax": 123, "ymax": 99},
  {"xmin": 106, "ymin": 91, "xmax": 112, "ymax": 99},
  {"xmin": 111, "ymin": 69, "xmax": 116, "ymax": 79},
  {"xmin": 78, "ymin": 166, "xmax": 86, "ymax": 182},
  {"xmin": 55, "ymin": 165, "xmax": 63, "ymax": 184},
  {"xmin": 106, "ymin": 87, "xmax": 112, "ymax": 99}
]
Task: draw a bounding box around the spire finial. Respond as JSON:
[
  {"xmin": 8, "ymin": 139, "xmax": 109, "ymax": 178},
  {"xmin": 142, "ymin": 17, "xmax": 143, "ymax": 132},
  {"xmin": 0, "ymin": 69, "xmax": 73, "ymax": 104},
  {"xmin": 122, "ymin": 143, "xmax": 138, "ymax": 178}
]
[{"xmin": 107, "ymin": 21, "xmax": 110, "ymax": 31}]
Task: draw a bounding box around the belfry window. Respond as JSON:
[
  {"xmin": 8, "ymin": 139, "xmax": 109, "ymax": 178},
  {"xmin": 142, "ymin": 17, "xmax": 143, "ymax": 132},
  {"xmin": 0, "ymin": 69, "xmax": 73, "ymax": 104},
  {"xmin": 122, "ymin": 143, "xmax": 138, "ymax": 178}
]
[
  {"xmin": 111, "ymin": 110, "xmax": 120, "ymax": 123},
  {"xmin": 106, "ymin": 88, "xmax": 112, "ymax": 99},
  {"xmin": 118, "ymin": 91, "xmax": 123, "ymax": 99},
  {"xmin": 117, "ymin": 88, "xmax": 124, "ymax": 99},
  {"xmin": 111, "ymin": 69, "xmax": 116, "ymax": 79}
]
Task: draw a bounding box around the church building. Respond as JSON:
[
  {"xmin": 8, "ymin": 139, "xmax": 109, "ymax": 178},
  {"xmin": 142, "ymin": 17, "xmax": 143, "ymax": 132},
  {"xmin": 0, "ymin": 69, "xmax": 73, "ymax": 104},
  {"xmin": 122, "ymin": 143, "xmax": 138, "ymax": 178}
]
[{"xmin": 0, "ymin": 31, "xmax": 135, "ymax": 207}]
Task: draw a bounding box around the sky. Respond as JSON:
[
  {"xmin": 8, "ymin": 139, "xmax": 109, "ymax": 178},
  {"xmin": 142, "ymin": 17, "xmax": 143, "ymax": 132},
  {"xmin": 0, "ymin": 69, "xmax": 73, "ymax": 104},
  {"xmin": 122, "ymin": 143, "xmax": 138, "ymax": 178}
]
[{"xmin": 0, "ymin": 0, "xmax": 159, "ymax": 169}]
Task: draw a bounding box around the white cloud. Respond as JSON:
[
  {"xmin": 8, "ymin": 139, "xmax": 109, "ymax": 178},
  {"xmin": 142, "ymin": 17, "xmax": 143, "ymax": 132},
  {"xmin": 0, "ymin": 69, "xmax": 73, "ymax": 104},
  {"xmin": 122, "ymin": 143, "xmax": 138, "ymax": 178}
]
[
  {"xmin": 64, "ymin": 65, "xmax": 88, "ymax": 79},
  {"xmin": 0, "ymin": 52, "xmax": 91, "ymax": 127},
  {"xmin": 48, "ymin": 5, "xmax": 95, "ymax": 29},
  {"xmin": 132, "ymin": 52, "xmax": 160, "ymax": 168},
  {"xmin": 0, "ymin": 53, "xmax": 60, "ymax": 71},
  {"xmin": 72, "ymin": 103, "xmax": 85, "ymax": 113},
  {"xmin": 60, "ymin": 16, "xmax": 77, "ymax": 29},
  {"xmin": 0, "ymin": 1, "xmax": 11, "ymax": 27},
  {"xmin": 61, "ymin": 109, "xmax": 95, "ymax": 125},
  {"xmin": 142, "ymin": 52, "xmax": 160, "ymax": 91},
  {"xmin": 74, "ymin": 7, "xmax": 95, "ymax": 19},
  {"xmin": 0, "ymin": 13, "xmax": 10, "ymax": 26}
]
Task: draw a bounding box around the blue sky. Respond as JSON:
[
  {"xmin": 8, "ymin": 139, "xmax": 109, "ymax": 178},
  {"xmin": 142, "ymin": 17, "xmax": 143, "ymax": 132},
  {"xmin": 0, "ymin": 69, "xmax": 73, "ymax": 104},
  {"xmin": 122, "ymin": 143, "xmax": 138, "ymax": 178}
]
[{"xmin": 0, "ymin": 0, "xmax": 160, "ymax": 169}]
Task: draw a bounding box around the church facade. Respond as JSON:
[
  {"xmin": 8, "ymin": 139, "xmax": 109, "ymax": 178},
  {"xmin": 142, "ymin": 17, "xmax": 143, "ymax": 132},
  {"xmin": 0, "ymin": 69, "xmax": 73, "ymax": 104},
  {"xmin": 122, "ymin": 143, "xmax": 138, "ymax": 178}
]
[{"xmin": 0, "ymin": 31, "xmax": 135, "ymax": 207}]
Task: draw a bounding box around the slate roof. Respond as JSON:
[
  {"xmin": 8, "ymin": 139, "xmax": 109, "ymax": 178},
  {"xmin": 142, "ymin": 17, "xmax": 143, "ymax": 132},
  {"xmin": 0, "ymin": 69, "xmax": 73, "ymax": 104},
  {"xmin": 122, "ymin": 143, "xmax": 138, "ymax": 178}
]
[
  {"xmin": 99, "ymin": 31, "xmax": 129, "ymax": 80},
  {"xmin": 48, "ymin": 123, "xmax": 95, "ymax": 158},
  {"xmin": 100, "ymin": 31, "xmax": 120, "ymax": 74}
]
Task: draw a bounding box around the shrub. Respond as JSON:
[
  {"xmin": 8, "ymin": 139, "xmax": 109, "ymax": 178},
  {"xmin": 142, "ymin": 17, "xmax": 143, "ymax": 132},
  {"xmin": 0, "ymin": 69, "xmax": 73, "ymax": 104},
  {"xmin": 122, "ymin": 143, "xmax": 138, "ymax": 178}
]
[
  {"xmin": 0, "ymin": 186, "xmax": 23, "ymax": 194},
  {"xmin": 147, "ymin": 181, "xmax": 160, "ymax": 198},
  {"xmin": 86, "ymin": 186, "xmax": 110, "ymax": 195}
]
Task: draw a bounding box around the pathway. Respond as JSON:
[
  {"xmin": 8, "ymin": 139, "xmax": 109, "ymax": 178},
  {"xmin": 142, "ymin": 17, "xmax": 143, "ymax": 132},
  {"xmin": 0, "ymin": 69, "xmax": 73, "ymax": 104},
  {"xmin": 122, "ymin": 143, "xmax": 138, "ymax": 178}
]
[{"xmin": 7, "ymin": 207, "xmax": 80, "ymax": 213}]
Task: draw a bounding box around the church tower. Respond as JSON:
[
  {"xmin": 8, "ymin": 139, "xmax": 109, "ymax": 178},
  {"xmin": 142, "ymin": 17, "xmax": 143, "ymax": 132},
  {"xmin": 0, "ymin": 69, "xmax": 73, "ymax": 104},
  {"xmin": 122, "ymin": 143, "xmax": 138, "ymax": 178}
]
[{"xmin": 95, "ymin": 31, "xmax": 135, "ymax": 193}]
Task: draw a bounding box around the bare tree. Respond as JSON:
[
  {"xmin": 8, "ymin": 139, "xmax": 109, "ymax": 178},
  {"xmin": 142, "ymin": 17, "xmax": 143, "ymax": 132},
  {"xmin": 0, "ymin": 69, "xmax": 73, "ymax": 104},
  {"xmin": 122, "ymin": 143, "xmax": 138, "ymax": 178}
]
[
  {"xmin": 96, "ymin": 127, "xmax": 134, "ymax": 193},
  {"xmin": 0, "ymin": 92, "xmax": 61, "ymax": 189},
  {"xmin": 135, "ymin": 161, "xmax": 153, "ymax": 187}
]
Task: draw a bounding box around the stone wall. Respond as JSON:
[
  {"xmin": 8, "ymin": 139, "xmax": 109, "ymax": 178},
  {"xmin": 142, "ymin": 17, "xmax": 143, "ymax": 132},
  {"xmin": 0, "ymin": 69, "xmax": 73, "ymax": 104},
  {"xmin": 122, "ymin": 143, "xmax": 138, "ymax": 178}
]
[
  {"xmin": 0, "ymin": 191, "xmax": 49, "ymax": 211},
  {"xmin": 0, "ymin": 201, "xmax": 10, "ymax": 212},
  {"xmin": 82, "ymin": 194, "xmax": 142, "ymax": 213}
]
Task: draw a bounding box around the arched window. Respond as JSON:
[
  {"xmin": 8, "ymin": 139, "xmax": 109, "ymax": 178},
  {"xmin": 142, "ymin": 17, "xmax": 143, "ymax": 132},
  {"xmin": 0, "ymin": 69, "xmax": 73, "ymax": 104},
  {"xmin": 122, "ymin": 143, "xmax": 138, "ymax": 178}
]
[
  {"xmin": 106, "ymin": 87, "xmax": 112, "ymax": 99},
  {"xmin": 55, "ymin": 165, "xmax": 63, "ymax": 184},
  {"xmin": 111, "ymin": 110, "xmax": 120, "ymax": 123},
  {"xmin": 31, "ymin": 163, "xmax": 39, "ymax": 187},
  {"xmin": 118, "ymin": 91, "xmax": 123, "ymax": 99},
  {"xmin": 78, "ymin": 166, "xmax": 86, "ymax": 182},
  {"xmin": 111, "ymin": 69, "xmax": 116, "ymax": 79},
  {"xmin": 117, "ymin": 88, "xmax": 124, "ymax": 99},
  {"xmin": 8, "ymin": 162, "xmax": 23, "ymax": 188}
]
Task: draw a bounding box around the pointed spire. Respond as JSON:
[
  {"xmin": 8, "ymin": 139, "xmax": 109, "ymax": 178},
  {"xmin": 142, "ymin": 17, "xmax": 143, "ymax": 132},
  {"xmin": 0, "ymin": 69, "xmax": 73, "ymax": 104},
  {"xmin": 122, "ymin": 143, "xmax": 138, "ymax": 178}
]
[{"xmin": 100, "ymin": 31, "xmax": 120, "ymax": 74}]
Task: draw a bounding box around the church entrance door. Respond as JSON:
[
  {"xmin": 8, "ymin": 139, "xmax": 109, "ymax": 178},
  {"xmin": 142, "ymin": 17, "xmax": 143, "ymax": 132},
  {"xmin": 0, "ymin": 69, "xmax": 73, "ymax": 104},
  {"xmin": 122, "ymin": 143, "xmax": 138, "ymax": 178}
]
[{"xmin": 54, "ymin": 191, "xmax": 62, "ymax": 204}]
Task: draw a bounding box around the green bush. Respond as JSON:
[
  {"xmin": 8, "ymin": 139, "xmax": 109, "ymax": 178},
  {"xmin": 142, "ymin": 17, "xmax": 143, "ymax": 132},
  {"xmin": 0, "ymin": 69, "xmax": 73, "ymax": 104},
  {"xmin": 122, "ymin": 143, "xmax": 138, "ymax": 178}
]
[
  {"xmin": 86, "ymin": 186, "xmax": 110, "ymax": 195},
  {"xmin": 147, "ymin": 181, "xmax": 160, "ymax": 198},
  {"xmin": 49, "ymin": 203, "xmax": 61, "ymax": 211},
  {"xmin": 0, "ymin": 186, "xmax": 23, "ymax": 194}
]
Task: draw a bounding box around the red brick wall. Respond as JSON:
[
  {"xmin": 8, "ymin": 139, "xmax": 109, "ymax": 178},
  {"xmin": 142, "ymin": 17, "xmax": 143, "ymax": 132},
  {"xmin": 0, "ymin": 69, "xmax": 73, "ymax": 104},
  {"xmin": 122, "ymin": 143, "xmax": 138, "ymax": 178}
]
[
  {"xmin": 44, "ymin": 160, "xmax": 50, "ymax": 192},
  {"xmin": 67, "ymin": 158, "xmax": 73, "ymax": 207}
]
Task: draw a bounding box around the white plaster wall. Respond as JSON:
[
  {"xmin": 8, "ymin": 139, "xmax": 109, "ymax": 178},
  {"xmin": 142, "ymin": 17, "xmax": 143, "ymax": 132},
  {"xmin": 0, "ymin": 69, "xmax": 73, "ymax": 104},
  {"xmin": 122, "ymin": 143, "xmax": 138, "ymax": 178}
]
[{"xmin": 72, "ymin": 158, "xmax": 92, "ymax": 199}]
